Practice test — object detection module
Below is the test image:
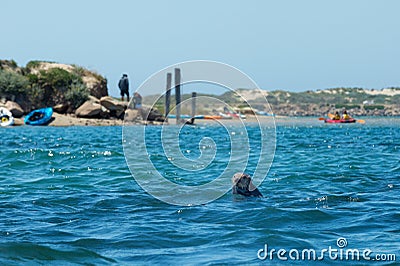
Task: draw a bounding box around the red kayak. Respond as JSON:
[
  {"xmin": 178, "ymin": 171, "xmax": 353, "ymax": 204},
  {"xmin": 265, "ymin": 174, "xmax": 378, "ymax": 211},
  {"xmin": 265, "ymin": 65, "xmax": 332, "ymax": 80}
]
[{"xmin": 325, "ymin": 118, "xmax": 356, "ymax": 123}]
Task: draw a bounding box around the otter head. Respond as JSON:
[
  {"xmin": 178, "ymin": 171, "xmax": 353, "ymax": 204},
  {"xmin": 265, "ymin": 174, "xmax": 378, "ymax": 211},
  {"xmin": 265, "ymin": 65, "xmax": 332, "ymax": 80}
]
[{"xmin": 232, "ymin": 172, "xmax": 263, "ymax": 197}]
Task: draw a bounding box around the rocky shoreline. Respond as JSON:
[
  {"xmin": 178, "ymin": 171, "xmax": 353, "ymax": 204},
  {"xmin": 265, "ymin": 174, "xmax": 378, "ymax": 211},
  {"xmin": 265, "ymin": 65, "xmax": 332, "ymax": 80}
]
[
  {"xmin": 3, "ymin": 98, "xmax": 164, "ymax": 127},
  {"xmin": 3, "ymin": 96, "xmax": 399, "ymax": 127},
  {"xmin": 2, "ymin": 60, "xmax": 399, "ymax": 127},
  {"xmin": 1, "ymin": 60, "xmax": 166, "ymax": 126}
]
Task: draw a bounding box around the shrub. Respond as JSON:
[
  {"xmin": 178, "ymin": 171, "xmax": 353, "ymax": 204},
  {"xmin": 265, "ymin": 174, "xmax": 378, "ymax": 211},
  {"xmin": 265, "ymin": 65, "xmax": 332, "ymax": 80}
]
[
  {"xmin": 335, "ymin": 104, "xmax": 361, "ymax": 109},
  {"xmin": 364, "ymin": 105, "xmax": 385, "ymax": 110},
  {"xmin": 26, "ymin": 60, "xmax": 55, "ymax": 70},
  {"xmin": 27, "ymin": 84, "xmax": 46, "ymax": 108},
  {"xmin": 25, "ymin": 68, "xmax": 85, "ymax": 107},
  {"xmin": 72, "ymin": 65, "xmax": 86, "ymax": 76},
  {"xmin": 65, "ymin": 82, "xmax": 89, "ymax": 109},
  {"xmin": 0, "ymin": 59, "xmax": 18, "ymax": 70},
  {"xmin": 0, "ymin": 70, "xmax": 29, "ymax": 95},
  {"xmin": 38, "ymin": 68, "xmax": 82, "ymax": 91},
  {"xmin": 8, "ymin": 60, "xmax": 18, "ymax": 68},
  {"xmin": 26, "ymin": 73, "xmax": 39, "ymax": 84},
  {"xmin": 25, "ymin": 61, "xmax": 42, "ymax": 70}
]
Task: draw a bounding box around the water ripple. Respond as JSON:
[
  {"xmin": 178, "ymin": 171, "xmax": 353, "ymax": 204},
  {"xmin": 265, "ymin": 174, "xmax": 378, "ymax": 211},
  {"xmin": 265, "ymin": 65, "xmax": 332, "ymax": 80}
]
[{"xmin": 0, "ymin": 120, "xmax": 399, "ymax": 264}]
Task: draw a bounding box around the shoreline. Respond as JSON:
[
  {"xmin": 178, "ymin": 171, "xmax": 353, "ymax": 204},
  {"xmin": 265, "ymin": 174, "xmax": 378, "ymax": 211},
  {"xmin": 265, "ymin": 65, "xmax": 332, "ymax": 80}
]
[
  {"xmin": 12, "ymin": 113, "xmax": 125, "ymax": 127},
  {"xmin": 8, "ymin": 113, "xmax": 400, "ymax": 127}
]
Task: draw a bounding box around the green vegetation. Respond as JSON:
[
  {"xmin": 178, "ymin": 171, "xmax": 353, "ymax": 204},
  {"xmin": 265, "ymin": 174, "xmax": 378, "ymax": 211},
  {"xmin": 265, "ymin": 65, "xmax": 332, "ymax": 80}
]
[
  {"xmin": 0, "ymin": 60, "xmax": 95, "ymax": 111},
  {"xmin": 391, "ymin": 95, "xmax": 400, "ymax": 105},
  {"xmin": 37, "ymin": 68, "xmax": 82, "ymax": 90},
  {"xmin": 10, "ymin": 60, "xmax": 18, "ymax": 68},
  {"xmin": 218, "ymin": 91, "xmax": 242, "ymax": 104},
  {"xmin": 0, "ymin": 70, "xmax": 29, "ymax": 95},
  {"xmin": 217, "ymin": 87, "xmax": 400, "ymax": 107},
  {"xmin": 25, "ymin": 60, "xmax": 42, "ymax": 69},
  {"xmin": 65, "ymin": 82, "xmax": 89, "ymax": 109},
  {"xmin": 364, "ymin": 105, "xmax": 385, "ymax": 110},
  {"xmin": 25, "ymin": 60, "xmax": 55, "ymax": 69},
  {"xmin": 71, "ymin": 64, "xmax": 104, "ymax": 81},
  {"xmin": 0, "ymin": 59, "xmax": 18, "ymax": 70},
  {"xmin": 142, "ymin": 87, "xmax": 400, "ymax": 116},
  {"xmin": 335, "ymin": 104, "xmax": 361, "ymax": 109},
  {"xmin": 71, "ymin": 65, "xmax": 86, "ymax": 76},
  {"xmin": 27, "ymin": 84, "xmax": 45, "ymax": 108},
  {"xmin": 26, "ymin": 68, "xmax": 88, "ymax": 108}
]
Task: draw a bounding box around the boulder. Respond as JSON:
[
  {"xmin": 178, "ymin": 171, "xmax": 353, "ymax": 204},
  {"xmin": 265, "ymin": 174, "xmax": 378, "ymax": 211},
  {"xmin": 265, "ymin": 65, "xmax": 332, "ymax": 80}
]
[
  {"xmin": 75, "ymin": 100, "xmax": 102, "ymax": 118},
  {"xmin": 141, "ymin": 106, "xmax": 164, "ymax": 122},
  {"xmin": 88, "ymin": 95, "xmax": 100, "ymax": 104},
  {"xmin": 84, "ymin": 76, "xmax": 108, "ymax": 99},
  {"xmin": 53, "ymin": 103, "xmax": 69, "ymax": 114},
  {"xmin": 124, "ymin": 109, "xmax": 140, "ymax": 122},
  {"xmin": 100, "ymin": 96, "xmax": 127, "ymax": 118},
  {"xmin": 100, "ymin": 105, "xmax": 110, "ymax": 119},
  {"xmin": 5, "ymin": 101, "xmax": 24, "ymax": 118}
]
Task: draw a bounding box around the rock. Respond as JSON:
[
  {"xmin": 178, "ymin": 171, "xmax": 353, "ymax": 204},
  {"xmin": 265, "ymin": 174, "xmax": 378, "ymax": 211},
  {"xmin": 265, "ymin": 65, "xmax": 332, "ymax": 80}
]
[
  {"xmin": 88, "ymin": 95, "xmax": 100, "ymax": 103},
  {"xmin": 124, "ymin": 109, "xmax": 140, "ymax": 122},
  {"xmin": 5, "ymin": 101, "xmax": 24, "ymax": 118},
  {"xmin": 53, "ymin": 103, "xmax": 69, "ymax": 114},
  {"xmin": 84, "ymin": 75, "xmax": 108, "ymax": 99},
  {"xmin": 100, "ymin": 96, "xmax": 127, "ymax": 118},
  {"xmin": 75, "ymin": 100, "xmax": 102, "ymax": 118},
  {"xmin": 141, "ymin": 106, "xmax": 164, "ymax": 122},
  {"xmin": 100, "ymin": 106, "xmax": 110, "ymax": 119}
]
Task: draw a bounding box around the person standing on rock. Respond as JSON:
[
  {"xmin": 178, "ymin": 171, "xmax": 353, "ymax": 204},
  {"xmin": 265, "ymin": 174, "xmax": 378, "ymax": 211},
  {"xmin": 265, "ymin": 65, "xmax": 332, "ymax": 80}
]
[
  {"xmin": 118, "ymin": 74, "xmax": 130, "ymax": 102},
  {"xmin": 133, "ymin": 92, "xmax": 142, "ymax": 109}
]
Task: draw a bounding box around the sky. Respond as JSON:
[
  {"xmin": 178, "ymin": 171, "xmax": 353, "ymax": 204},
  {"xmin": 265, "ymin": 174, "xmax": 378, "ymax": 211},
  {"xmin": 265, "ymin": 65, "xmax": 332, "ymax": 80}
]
[{"xmin": 1, "ymin": 0, "xmax": 399, "ymax": 96}]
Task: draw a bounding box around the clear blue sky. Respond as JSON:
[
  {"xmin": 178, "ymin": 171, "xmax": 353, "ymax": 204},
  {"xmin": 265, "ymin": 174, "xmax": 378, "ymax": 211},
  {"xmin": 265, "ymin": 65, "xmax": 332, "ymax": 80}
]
[{"xmin": 1, "ymin": 0, "xmax": 399, "ymax": 96}]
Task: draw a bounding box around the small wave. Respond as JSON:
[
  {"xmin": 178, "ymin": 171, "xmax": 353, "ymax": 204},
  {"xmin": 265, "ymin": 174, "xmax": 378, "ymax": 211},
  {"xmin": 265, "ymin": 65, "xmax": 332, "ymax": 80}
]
[{"xmin": 0, "ymin": 242, "xmax": 116, "ymax": 264}]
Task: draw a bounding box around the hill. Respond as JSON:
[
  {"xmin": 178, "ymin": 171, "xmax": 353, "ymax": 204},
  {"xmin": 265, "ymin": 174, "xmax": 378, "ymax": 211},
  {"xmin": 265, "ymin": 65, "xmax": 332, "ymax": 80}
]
[
  {"xmin": 0, "ymin": 59, "xmax": 107, "ymax": 113},
  {"xmin": 144, "ymin": 87, "xmax": 400, "ymax": 116}
]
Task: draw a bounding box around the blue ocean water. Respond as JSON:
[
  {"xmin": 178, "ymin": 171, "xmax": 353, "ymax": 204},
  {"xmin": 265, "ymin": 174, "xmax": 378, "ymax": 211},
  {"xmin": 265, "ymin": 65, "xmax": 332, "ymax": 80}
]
[{"xmin": 0, "ymin": 118, "xmax": 399, "ymax": 265}]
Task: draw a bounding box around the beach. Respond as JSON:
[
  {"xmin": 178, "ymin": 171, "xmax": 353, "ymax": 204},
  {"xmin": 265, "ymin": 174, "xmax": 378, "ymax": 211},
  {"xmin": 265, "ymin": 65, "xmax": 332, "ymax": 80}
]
[
  {"xmin": 11, "ymin": 112, "xmax": 397, "ymax": 127},
  {"xmin": 12, "ymin": 113, "xmax": 124, "ymax": 127}
]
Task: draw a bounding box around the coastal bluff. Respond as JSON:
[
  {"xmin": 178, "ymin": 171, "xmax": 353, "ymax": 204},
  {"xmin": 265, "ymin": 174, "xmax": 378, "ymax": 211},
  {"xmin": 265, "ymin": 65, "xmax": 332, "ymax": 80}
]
[{"xmin": 0, "ymin": 59, "xmax": 108, "ymax": 114}]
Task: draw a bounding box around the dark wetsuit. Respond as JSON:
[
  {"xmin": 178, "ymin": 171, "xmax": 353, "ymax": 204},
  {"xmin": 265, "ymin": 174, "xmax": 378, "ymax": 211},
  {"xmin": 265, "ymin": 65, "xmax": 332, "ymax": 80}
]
[{"xmin": 118, "ymin": 76, "xmax": 129, "ymax": 99}]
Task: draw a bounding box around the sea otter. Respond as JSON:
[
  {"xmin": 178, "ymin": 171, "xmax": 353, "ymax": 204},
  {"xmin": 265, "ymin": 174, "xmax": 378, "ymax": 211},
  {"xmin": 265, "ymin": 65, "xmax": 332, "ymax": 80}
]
[{"xmin": 232, "ymin": 172, "xmax": 263, "ymax": 197}]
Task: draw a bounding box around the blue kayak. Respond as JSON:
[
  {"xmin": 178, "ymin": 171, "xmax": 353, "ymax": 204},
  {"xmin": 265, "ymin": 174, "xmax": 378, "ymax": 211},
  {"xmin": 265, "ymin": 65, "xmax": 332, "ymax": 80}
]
[{"xmin": 24, "ymin": 107, "xmax": 53, "ymax": 125}]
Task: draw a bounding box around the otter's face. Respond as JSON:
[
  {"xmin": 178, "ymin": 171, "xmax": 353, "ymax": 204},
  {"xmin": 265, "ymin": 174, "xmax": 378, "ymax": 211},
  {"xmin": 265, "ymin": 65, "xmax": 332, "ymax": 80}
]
[
  {"xmin": 232, "ymin": 172, "xmax": 263, "ymax": 198},
  {"xmin": 232, "ymin": 173, "xmax": 251, "ymax": 190}
]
